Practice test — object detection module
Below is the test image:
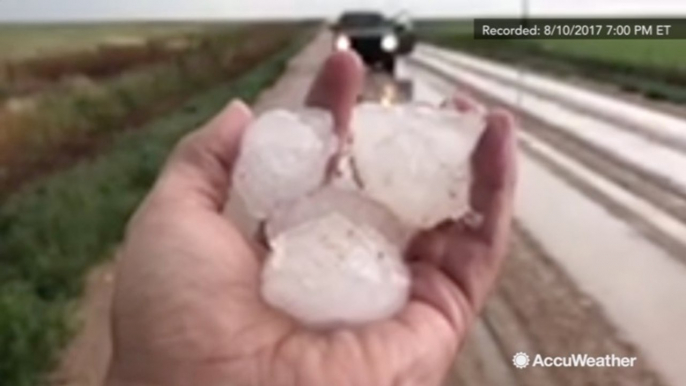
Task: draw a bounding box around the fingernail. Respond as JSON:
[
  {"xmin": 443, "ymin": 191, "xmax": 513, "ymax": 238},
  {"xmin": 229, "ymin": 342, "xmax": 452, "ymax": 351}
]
[
  {"xmin": 227, "ymin": 99, "xmax": 251, "ymax": 117},
  {"xmin": 491, "ymin": 109, "xmax": 517, "ymax": 131}
]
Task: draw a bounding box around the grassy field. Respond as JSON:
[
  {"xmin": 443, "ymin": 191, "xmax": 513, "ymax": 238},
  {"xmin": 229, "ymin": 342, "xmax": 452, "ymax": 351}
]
[
  {"xmin": 0, "ymin": 22, "xmax": 222, "ymax": 60},
  {"xmin": 0, "ymin": 33, "xmax": 305, "ymax": 386},
  {"xmin": 0, "ymin": 24, "xmax": 303, "ymax": 195},
  {"xmin": 535, "ymin": 39, "xmax": 686, "ymax": 72},
  {"xmin": 418, "ymin": 21, "xmax": 686, "ymax": 103},
  {"xmin": 0, "ymin": 22, "xmax": 240, "ymax": 97},
  {"xmin": 418, "ymin": 21, "xmax": 686, "ymax": 71}
]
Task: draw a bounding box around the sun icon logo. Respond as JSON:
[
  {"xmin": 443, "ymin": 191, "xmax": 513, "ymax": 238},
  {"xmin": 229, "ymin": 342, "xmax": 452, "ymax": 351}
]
[{"xmin": 512, "ymin": 352, "xmax": 530, "ymax": 369}]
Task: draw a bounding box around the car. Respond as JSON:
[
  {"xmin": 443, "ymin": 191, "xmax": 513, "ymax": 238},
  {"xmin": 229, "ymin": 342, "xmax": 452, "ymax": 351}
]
[{"xmin": 331, "ymin": 11, "xmax": 416, "ymax": 75}]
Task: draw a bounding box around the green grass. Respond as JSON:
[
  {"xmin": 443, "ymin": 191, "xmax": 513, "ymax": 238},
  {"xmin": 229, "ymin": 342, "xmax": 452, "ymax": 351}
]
[
  {"xmin": 534, "ymin": 39, "xmax": 686, "ymax": 73},
  {"xmin": 415, "ymin": 20, "xmax": 474, "ymax": 37},
  {"xmin": 418, "ymin": 21, "xmax": 686, "ymax": 72},
  {"xmin": 0, "ymin": 22, "xmax": 228, "ymax": 60},
  {"xmin": 0, "ymin": 38, "xmax": 302, "ymax": 386},
  {"xmin": 419, "ymin": 22, "xmax": 686, "ymax": 103}
]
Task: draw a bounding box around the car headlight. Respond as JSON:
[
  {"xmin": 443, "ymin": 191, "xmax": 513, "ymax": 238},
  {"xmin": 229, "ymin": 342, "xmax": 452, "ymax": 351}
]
[
  {"xmin": 335, "ymin": 35, "xmax": 351, "ymax": 51},
  {"xmin": 381, "ymin": 34, "xmax": 399, "ymax": 52}
]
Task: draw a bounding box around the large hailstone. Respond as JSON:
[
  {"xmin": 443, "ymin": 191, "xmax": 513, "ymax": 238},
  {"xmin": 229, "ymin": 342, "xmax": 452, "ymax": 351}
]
[
  {"xmin": 262, "ymin": 187, "xmax": 411, "ymax": 326},
  {"xmin": 231, "ymin": 108, "xmax": 337, "ymax": 219},
  {"xmin": 230, "ymin": 103, "xmax": 486, "ymax": 327},
  {"xmin": 350, "ymin": 103, "xmax": 485, "ymax": 228}
]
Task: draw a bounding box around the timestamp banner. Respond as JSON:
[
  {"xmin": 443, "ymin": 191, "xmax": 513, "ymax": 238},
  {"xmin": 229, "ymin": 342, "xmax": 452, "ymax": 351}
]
[{"xmin": 474, "ymin": 18, "xmax": 686, "ymax": 39}]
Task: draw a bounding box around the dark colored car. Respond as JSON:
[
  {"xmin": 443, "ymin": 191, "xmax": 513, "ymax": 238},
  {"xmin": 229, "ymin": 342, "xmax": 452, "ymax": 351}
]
[{"xmin": 331, "ymin": 11, "xmax": 416, "ymax": 75}]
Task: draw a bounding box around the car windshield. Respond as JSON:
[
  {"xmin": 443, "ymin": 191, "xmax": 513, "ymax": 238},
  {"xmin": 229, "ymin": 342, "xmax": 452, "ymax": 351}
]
[{"xmin": 338, "ymin": 13, "xmax": 386, "ymax": 27}]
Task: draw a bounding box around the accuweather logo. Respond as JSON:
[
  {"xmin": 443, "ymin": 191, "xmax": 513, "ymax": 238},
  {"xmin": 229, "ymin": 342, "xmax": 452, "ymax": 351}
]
[
  {"xmin": 513, "ymin": 352, "xmax": 530, "ymax": 369},
  {"xmin": 512, "ymin": 353, "xmax": 637, "ymax": 369}
]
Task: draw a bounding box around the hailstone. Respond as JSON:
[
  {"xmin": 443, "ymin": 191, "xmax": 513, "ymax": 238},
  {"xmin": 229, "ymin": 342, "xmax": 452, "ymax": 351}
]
[
  {"xmin": 262, "ymin": 187, "xmax": 411, "ymax": 326},
  {"xmin": 231, "ymin": 108, "xmax": 337, "ymax": 219},
  {"xmin": 229, "ymin": 102, "xmax": 486, "ymax": 327},
  {"xmin": 350, "ymin": 103, "xmax": 485, "ymax": 228}
]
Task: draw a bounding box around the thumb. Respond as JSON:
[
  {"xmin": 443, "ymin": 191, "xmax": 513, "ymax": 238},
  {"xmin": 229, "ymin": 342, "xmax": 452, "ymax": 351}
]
[{"xmin": 151, "ymin": 100, "xmax": 253, "ymax": 212}]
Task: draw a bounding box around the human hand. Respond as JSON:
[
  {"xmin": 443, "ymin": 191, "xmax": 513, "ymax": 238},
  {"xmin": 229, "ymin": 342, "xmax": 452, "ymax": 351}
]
[{"xmin": 105, "ymin": 51, "xmax": 517, "ymax": 386}]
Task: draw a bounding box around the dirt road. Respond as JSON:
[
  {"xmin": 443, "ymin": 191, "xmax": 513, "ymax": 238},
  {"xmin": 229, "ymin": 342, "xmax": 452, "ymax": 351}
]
[{"xmin": 52, "ymin": 33, "xmax": 686, "ymax": 386}]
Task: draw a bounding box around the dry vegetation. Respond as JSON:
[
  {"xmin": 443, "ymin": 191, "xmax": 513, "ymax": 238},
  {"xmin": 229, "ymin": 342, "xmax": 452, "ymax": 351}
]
[
  {"xmin": 0, "ymin": 23, "xmax": 212, "ymax": 60},
  {"xmin": 0, "ymin": 22, "xmax": 310, "ymax": 386},
  {"xmin": 0, "ymin": 23, "xmax": 304, "ymax": 194}
]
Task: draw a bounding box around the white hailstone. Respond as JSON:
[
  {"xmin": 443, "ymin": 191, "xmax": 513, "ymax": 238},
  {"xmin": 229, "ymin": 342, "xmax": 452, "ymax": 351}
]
[
  {"xmin": 228, "ymin": 102, "xmax": 486, "ymax": 327},
  {"xmin": 262, "ymin": 187, "xmax": 411, "ymax": 327},
  {"xmin": 266, "ymin": 187, "xmax": 411, "ymax": 248},
  {"xmin": 350, "ymin": 103, "xmax": 486, "ymax": 229},
  {"xmin": 231, "ymin": 108, "xmax": 337, "ymax": 220}
]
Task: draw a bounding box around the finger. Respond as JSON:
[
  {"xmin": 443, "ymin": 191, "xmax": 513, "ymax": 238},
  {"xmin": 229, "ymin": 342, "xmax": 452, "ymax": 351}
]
[
  {"xmin": 151, "ymin": 100, "xmax": 253, "ymax": 211},
  {"xmin": 407, "ymin": 261, "xmax": 473, "ymax": 335},
  {"xmin": 411, "ymin": 220, "xmax": 505, "ymax": 312},
  {"xmin": 406, "ymin": 218, "xmax": 455, "ymax": 262},
  {"xmin": 470, "ymin": 109, "xmax": 518, "ymax": 246},
  {"xmin": 406, "ymin": 227, "xmax": 449, "ymax": 265},
  {"xmin": 306, "ymin": 50, "xmax": 364, "ymax": 138},
  {"xmin": 441, "ymin": 92, "xmax": 482, "ymax": 114}
]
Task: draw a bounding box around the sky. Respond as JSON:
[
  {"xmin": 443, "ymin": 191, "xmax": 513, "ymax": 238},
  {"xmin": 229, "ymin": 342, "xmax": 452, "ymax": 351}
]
[{"xmin": 1, "ymin": 0, "xmax": 685, "ymax": 22}]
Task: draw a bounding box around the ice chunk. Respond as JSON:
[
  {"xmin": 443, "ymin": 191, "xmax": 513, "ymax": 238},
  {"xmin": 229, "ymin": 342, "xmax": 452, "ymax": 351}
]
[
  {"xmin": 266, "ymin": 186, "xmax": 412, "ymax": 251},
  {"xmin": 262, "ymin": 188, "xmax": 411, "ymax": 327},
  {"xmin": 350, "ymin": 103, "xmax": 486, "ymax": 229},
  {"xmin": 228, "ymin": 102, "xmax": 488, "ymax": 327},
  {"xmin": 231, "ymin": 108, "xmax": 337, "ymax": 220}
]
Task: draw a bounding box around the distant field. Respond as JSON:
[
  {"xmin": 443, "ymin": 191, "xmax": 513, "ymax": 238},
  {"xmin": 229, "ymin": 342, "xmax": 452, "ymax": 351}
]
[
  {"xmin": 418, "ymin": 21, "xmax": 686, "ymax": 72},
  {"xmin": 418, "ymin": 21, "xmax": 686, "ymax": 103},
  {"xmin": 0, "ymin": 22, "xmax": 224, "ymax": 60},
  {"xmin": 535, "ymin": 39, "xmax": 686, "ymax": 72},
  {"xmin": 415, "ymin": 20, "xmax": 473, "ymax": 37},
  {"xmin": 0, "ymin": 23, "xmax": 305, "ymax": 193}
]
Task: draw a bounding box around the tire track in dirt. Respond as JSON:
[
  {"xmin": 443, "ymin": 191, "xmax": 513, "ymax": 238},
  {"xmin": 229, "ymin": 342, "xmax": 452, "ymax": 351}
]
[
  {"xmin": 399, "ymin": 58, "xmax": 674, "ymax": 385},
  {"xmin": 446, "ymin": 224, "xmax": 668, "ymax": 386},
  {"xmin": 406, "ymin": 59, "xmax": 686, "ymax": 265},
  {"xmin": 408, "ymin": 57, "xmax": 686, "ymax": 227}
]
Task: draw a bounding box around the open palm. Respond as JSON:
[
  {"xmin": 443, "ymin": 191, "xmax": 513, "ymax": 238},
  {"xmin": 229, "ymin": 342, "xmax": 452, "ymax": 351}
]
[{"xmin": 106, "ymin": 52, "xmax": 517, "ymax": 386}]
